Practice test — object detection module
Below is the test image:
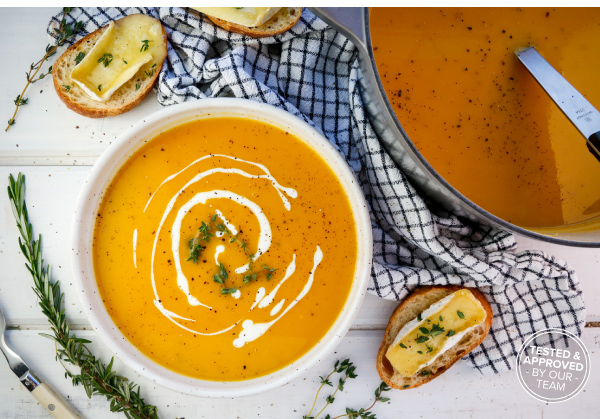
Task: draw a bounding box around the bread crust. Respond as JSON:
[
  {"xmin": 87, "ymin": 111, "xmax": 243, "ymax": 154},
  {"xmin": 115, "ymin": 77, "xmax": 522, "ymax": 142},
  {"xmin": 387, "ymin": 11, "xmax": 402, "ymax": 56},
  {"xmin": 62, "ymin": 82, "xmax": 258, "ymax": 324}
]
[
  {"xmin": 206, "ymin": 7, "xmax": 302, "ymax": 38},
  {"xmin": 377, "ymin": 286, "xmax": 493, "ymax": 389},
  {"xmin": 52, "ymin": 15, "xmax": 167, "ymax": 118}
]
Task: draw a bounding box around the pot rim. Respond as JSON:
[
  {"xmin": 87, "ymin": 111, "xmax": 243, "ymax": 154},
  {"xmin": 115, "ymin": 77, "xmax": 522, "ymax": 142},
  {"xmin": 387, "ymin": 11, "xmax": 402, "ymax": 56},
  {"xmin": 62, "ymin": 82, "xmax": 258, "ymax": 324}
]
[{"xmin": 360, "ymin": 8, "xmax": 600, "ymax": 247}]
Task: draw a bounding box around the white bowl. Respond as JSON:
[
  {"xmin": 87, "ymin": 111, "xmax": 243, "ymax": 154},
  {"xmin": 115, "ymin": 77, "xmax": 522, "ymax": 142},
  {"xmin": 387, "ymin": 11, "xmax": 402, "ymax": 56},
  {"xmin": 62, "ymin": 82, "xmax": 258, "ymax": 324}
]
[{"xmin": 71, "ymin": 98, "xmax": 373, "ymax": 397}]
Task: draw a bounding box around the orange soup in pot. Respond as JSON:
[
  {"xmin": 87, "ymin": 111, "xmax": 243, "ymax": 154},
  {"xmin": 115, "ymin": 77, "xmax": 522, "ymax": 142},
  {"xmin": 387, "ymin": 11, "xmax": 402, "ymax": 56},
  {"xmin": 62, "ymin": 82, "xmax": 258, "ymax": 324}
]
[
  {"xmin": 93, "ymin": 117, "xmax": 357, "ymax": 381},
  {"xmin": 371, "ymin": 7, "xmax": 600, "ymax": 228}
]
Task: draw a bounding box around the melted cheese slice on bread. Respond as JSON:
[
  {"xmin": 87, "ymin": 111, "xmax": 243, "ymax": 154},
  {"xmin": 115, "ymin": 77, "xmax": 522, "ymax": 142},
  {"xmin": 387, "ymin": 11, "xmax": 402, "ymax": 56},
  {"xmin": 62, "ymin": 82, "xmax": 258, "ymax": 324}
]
[
  {"xmin": 70, "ymin": 14, "xmax": 166, "ymax": 102},
  {"xmin": 386, "ymin": 289, "xmax": 487, "ymax": 377},
  {"xmin": 193, "ymin": 7, "xmax": 281, "ymax": 27}
]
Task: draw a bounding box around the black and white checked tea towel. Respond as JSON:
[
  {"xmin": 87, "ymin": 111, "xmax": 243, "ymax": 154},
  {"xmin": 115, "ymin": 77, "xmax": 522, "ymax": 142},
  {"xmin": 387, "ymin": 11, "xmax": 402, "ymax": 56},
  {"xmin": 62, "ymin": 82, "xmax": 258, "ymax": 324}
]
[{"xmin": 49, "ymin": 7, "xmax": 585, "ymax": 375}]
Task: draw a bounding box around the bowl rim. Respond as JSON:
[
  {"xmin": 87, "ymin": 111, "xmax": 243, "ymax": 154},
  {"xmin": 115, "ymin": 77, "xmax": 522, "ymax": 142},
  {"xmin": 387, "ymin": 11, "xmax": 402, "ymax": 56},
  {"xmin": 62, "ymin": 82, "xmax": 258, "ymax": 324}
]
[{"xmin": 70, "ymin": 98, "xmax": 373, "ymax": 398}]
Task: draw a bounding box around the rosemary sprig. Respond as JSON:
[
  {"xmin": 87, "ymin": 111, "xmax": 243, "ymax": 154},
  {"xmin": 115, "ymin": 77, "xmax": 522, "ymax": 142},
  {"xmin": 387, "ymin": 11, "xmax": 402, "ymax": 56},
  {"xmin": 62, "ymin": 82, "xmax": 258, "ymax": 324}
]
[
  {"xmin": 7, "ymin": 173, "xmax": 159, "ymax": 419},
  {"xmin": 6, "ymin": 8, "xmax": 84, "ymax": 131},
  {"xmin": 303, "ymin": 359, "xmax": 390, "ymax": 419}
]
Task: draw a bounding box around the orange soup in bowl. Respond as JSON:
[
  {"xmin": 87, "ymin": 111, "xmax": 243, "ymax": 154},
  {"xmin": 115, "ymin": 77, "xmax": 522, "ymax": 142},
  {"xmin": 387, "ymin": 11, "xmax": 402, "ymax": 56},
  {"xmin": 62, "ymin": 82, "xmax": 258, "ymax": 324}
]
[
  {"xmin": 92, "ymin": 116, "xmax": 357, "ymax": 381},
  {"xmin": 371, "ymin": 7, "xmax": 600, "ymax": 228}
]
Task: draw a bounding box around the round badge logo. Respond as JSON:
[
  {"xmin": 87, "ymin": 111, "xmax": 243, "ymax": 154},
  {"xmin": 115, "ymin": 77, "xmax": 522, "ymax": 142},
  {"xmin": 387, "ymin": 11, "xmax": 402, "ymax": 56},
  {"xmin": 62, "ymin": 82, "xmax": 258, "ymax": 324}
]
[{"xmin": 516, "ymin": 328, "xmax": 590, "ymax": 403}]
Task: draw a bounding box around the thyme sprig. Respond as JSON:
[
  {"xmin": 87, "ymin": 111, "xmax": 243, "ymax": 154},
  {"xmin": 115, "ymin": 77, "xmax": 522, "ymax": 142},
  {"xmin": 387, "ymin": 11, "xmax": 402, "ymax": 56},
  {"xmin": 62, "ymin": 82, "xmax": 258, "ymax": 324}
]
[
  {"xmin": 7, "ymin": 173, "xmax": 159, "ymax": 419},
  {"xmin": 338, "ymin": 382, "xmax": 391, "ymax": 419},
  {"xmin": 6, "ymin": 8, "xmax": 84, "ymax": 131},
  {"xmin": 304, "ymin": 359, "xmax": 357, "ymax": 419},
  {"xmin": 303, "ymin": 359, "xmax": 390, "ymax": 419}
]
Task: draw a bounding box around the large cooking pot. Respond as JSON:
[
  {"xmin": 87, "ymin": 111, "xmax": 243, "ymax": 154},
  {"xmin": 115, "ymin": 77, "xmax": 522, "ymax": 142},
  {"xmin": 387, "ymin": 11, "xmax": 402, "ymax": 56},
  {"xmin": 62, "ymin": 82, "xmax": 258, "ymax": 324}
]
[{"xmin": 311, "ymin": 7, "xmax": 600, "ymax": 247}]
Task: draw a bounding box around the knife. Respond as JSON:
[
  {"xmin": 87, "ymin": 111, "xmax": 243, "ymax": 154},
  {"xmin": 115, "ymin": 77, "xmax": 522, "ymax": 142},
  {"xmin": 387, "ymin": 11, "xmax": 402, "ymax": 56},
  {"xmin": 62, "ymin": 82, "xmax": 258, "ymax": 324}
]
[
  {"xmin": 516, "ymin": 46, "xmax": 600, "ymax": 162},
  {"xmin": 0, "ymin": 307, "xmax": 84, "ymax": 418}
]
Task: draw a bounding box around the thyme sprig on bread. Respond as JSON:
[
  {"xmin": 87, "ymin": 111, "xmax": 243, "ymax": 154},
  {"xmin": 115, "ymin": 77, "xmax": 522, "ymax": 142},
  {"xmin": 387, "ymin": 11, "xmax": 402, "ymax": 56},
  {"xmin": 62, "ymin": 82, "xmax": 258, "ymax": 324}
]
[
  {"xmin": 7, "ymin": 173, "xmax": 159, "ymax": 419},
  {"xmin": 6, "ymin": 8, "xmax": 83, "ymax": 131}
]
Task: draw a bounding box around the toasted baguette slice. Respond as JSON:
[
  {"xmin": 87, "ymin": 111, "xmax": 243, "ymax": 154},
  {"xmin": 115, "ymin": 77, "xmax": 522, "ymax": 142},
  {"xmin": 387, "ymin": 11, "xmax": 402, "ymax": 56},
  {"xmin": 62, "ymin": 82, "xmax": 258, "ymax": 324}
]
[
  {"xmin": 52, "ymin": 15, "xmax": 167, "ymax": 118},
  {"xmin": 206, "ymin": 7, "xmax": 302, "ymax": 38},
  {"xmin": 377, "ymin": 286, "xmax": 493, "ymax": 390}
]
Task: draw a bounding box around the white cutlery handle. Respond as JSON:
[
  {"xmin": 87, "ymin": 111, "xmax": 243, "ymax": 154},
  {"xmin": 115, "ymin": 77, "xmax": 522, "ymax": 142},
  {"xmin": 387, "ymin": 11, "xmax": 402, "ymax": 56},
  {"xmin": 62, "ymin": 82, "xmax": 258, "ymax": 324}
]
[{"xmin": 31, "ymin": 382, "xmax": 84, "ymax": 419}]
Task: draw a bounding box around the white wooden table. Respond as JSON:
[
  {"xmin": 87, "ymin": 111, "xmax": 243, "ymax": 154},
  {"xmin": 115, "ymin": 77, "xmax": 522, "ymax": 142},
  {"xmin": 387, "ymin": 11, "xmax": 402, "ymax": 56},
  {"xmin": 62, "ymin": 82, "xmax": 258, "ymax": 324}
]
[{"xmin": 0, "ymin": 8, "xmax": 598, "ymax": 419}]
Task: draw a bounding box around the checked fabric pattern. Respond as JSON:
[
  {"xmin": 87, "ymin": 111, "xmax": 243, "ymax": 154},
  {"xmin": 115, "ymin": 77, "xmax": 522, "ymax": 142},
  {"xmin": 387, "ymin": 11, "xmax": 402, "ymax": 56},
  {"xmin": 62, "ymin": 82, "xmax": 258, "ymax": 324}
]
[{"xmin": 49, "ymin": 7, "xmax": 585, "ymax": 375}]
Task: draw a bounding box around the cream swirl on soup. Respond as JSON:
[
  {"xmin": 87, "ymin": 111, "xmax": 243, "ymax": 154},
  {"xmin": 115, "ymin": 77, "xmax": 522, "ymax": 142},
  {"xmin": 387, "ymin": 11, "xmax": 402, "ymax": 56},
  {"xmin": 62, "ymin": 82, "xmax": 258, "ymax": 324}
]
[{"xmin": 93, "ymin": 116, "xmax": 357, "ymax": 381}]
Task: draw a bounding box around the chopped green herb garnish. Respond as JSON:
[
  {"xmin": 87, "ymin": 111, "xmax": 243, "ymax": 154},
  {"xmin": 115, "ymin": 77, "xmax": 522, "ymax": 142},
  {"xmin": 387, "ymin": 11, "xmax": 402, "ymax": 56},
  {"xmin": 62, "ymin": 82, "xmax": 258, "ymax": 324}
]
[
  {"xmin": 186, "ymin": 238, "xmax": 202, "ymax": 263},
  {"xmin": 419, "ymin": 327, "xmax": 429, "ymax": 335},
  {"xmin": 216, "ymin": 223, "xmax": 230, "ymax": 234},
  {"xmin": 213, "ymin": 263, "xmax": 228, "ymax": 285},
  {"xmin": 421, "ymin": 370, "xmax": 431, "ymax": 376},
  {"xmin": 144, "ymin": 63, "xmax": 157, "ymax": 77},
  {"xmin": 439, "ymin": 315, "xmax": 443, "ymax": 322},
  {"xmin": 97, "ymin": 84, "xmax": 102, "ymax": 91},
  {"xmin": 123, "ymin": 59, "xmax": 128, "ymax": 64},
  {"xmin": 135, "ymin": 83, "xmax": 140, "ymax": 90},
  {"xmin": 417, "ymin": 313, "xmax": 422, "ymax": 322},
  {"xmin": 417, "ymin": 350, "xmax": 423, "ymax": 354},
  {"xmin": 62, "ymin": 85, "xmax": 71, "ymax": 92},
  {"xmin": 429, "ymin": 323, "xmax": 445, "ymax": 338},
  {"xmin": 426, "ymin": 345, "xmax": 433, "ymax": 353},
  {"xmin": 446, "ymin": 330, "xmax": 456, "ymax": 337},
  {"xmin": 457, "ymin": 310, "xmax": 465, "ymax": 319},
  {"xmin": 415, "ymin": 335, "xmax": 429, "ymax": 344},
  {"xmin": 243, "ymin": 273, "xmax": 258, "ymax": 283},
  {"xmin": 140, "ymin": 39, "xmax": 152, "ymax": 52},
  {"xmin": 219, "ymin": 263, "xmax": 227, "ymax": 279},
  {"xmin": 198, "ymin": 221, "xmax": 213, "ymax": 242},
  {"xmin": 97, "ymin": 53, "xmax": 113, "ymax": 67},
  {"xmin": 187, "ymin": 214, "xmax": 276, "ymax": 293},
  {"xmin": 403, "ymin": 385, "xmax": 409, "ymax": 389},
  {"xmin": 75, "ymin": 51, "xmax": 85, "ymax": 64},
  {"xmin": 221, "ymin": 287, "xmax": 238, "ymax": 295},
  {"xmin": 399, "ymin": 343, "xmax": 407, "ymax": 349},
  {"xmin": 263, "ymin": 265, "xmax": 276, "ymax": 280}
]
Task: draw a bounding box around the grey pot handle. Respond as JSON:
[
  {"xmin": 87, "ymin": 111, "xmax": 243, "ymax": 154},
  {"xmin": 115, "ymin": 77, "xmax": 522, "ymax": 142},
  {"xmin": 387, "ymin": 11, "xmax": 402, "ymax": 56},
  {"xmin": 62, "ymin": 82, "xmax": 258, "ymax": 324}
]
[{"xmin": 309, "ymin": 8, "xmax": 369, "ymax": 54}]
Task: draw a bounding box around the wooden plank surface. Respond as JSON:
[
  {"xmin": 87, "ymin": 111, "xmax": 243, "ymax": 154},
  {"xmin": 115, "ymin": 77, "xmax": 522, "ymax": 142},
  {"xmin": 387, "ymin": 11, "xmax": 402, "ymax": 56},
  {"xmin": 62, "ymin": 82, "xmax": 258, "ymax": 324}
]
[
  {"xmin": 1, "ymin": 329, "xmax": 599, "ymax": 419},
  {"xmin": 0, "ymin": 164, "xmax": 400, "ymax": 327},
  {"xmin": 1, "ymin": 167, "xmax": 598, "ymax": 327}
]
